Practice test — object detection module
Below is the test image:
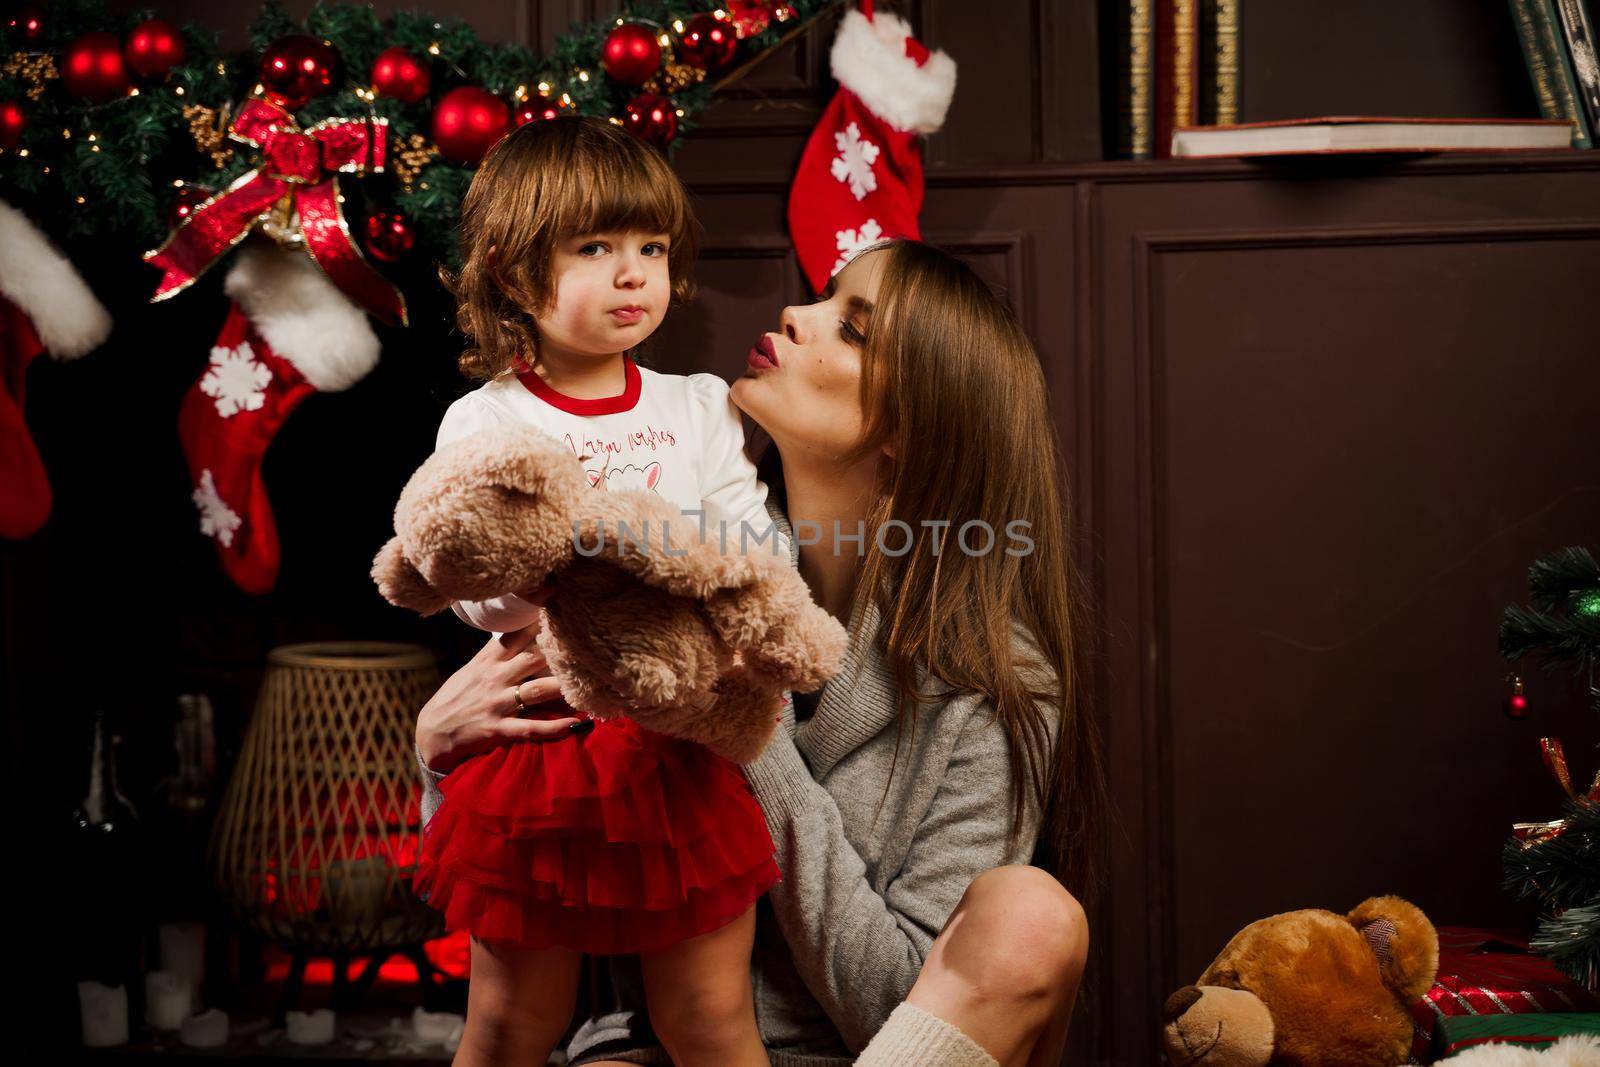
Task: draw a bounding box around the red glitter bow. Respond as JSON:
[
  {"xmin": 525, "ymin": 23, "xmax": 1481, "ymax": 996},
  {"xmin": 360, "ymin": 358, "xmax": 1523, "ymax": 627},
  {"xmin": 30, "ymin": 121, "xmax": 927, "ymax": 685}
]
[
  {"xmin": 143, "ymin": 98, "xmax": 408, "ymax": 326},
  {"xmin": 1540, "ymin": 736, "xmax": 1600, "ymax": 805},
  {"xmin": 1512, "ymin": 737, "xmax": 1600, "ymax": 847}
]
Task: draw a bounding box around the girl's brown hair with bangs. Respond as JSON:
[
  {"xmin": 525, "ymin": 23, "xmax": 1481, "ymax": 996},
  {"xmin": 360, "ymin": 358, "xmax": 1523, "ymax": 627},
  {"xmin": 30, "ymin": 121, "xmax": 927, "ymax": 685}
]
[{"xmin": 440, "ymin": 116, "xmax": 700, "ymax": 380}]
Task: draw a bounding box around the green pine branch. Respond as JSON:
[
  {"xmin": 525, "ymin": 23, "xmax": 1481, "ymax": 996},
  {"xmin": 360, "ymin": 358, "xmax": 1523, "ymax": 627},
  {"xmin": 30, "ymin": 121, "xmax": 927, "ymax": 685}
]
[
  {"xmin": 1500, "ymin": 547, "xmax": 1600, "ymax": 718},
  {"xmin": 1530, "ymin": 903, "xmax": 1600, "ymax": 990},
  {"xmin": 1500, "ymin": 603, "xmax": 1600, "ymax": 665},
  {"xmin": 1528, "ymin": 547, "xmax": 1600, "ymax": 613},
  {"xmin": 1504, "ymin": 799, "xmax": 1600, "ymax": 910}
]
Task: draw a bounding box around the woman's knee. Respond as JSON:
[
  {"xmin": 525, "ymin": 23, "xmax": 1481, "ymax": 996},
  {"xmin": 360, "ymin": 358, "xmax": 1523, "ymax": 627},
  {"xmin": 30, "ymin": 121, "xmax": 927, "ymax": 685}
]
[{"xmin": 946, "ymin": 865, "xmax": 1089, "ymax": 1002}]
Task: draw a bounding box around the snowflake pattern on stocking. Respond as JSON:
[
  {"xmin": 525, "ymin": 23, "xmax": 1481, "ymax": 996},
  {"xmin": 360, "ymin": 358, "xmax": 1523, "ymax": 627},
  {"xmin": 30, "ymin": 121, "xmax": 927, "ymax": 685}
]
[
  {"xmin": 832, "ymin": 219, "xmax": 883, "ymax": 277},
  {"xmin": 192, "ymin": 469, "xmax": 241, "ymax": 548},
  {"xmin": 199, "ymin": 341, "xmax": 272, "ymax": 418},
  {"xmin": 829, "ymin": 122, "xmax": 880, "ymax": 201}
]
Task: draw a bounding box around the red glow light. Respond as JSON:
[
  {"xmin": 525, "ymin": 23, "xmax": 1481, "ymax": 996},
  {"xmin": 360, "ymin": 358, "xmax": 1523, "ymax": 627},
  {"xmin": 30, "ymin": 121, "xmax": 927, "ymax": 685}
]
[{"xmin": 260, "ymin": 932, "xmax": 471, "ymax": 984}]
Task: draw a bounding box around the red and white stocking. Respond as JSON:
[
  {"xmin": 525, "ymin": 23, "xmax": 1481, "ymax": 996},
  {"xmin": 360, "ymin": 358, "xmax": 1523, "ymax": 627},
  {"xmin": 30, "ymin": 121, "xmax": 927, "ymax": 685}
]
[
  {"xmin": 0, "ymin": 199, "xmax": 112, "ymax": 540},
  {"xmin": 180, "ymin": 238, "xmax": 379, "ymax": 594},
  {"xmin": 786, "ymin": 2, "xmax": 956, "ymax": 292}
]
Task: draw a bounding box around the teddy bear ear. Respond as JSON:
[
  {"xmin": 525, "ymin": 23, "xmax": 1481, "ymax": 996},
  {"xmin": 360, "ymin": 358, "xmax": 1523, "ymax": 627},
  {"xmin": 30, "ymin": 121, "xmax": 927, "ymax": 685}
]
[
  {"xmin": 371, "ymin": 537, "xmax": 451, "ymax": 616},
  {"xmin": 1346, "ymin": 895, "xmax": 1439, "ymax": 1002}
]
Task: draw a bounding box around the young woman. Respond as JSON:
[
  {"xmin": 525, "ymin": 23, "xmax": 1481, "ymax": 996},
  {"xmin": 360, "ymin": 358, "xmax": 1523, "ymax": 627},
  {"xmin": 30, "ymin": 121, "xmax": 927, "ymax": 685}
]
[{"xmin": 415, "ymin": 240, "xmax": 1107, "ymax": 1067}]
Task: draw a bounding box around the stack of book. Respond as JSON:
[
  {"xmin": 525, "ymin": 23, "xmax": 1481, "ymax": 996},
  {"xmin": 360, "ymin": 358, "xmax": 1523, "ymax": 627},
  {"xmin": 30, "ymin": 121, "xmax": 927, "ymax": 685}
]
[
  {"xmin": 1508, "ymin": 0, "xmax": 1600, "ymax": 148},
  {"xmin": 1106, "ymin": 1, "xmax": 1592, "ymax": 160},
  {"xmin": 1104, "ymin": 0, "xmax": 1239, "ymax": 160}
]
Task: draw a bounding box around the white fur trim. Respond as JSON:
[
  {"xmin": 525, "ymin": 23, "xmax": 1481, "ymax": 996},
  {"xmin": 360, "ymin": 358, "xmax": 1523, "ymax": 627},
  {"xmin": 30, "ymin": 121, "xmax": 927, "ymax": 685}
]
[
  {"xmin": 1441, "ymin": 1033, "xmax": 1600, "ymax": 1065},
  {"xmin": 0, "ymin": 198, "xmax": 112, "ymax": 360},
  {"xmin": 223, "ymin": 239, "xmax": 379, "ymax": 392},
  {"xmin": 830, "ymin": 9, "xmax": 957, "ymax": 134}
]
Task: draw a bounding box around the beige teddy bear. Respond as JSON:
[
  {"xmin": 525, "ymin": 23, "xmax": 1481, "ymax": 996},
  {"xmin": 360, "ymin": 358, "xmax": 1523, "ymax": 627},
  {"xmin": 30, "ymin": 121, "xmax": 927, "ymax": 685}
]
[{"xmin": 372, "ymin": 425, "xmax": 847, "ymax": 764}]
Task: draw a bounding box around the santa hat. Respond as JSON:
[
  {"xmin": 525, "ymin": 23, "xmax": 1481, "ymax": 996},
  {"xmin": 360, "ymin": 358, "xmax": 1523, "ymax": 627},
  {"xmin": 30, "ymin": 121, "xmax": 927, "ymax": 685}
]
[{"xmin": 787, "ymin": 2, "xmax": 957, "ymax": 292}]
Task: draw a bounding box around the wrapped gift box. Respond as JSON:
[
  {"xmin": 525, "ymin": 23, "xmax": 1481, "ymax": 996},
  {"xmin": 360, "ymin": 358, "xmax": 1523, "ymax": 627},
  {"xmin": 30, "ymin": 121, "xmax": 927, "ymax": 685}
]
[
  {"xmin": 1410, "ymin": 928, "xmax": 1600, "ymax": 1062},
  {"xmin": 1431, "ymin": 1013, "xmax": 1600, "ymax": 1058}
]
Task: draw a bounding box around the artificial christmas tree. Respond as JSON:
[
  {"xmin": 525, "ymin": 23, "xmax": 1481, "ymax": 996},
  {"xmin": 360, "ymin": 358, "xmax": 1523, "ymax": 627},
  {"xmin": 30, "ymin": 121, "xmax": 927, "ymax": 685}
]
[{"xmin": 1501, "ymin": 547, "xmax": 1600, "ymax": 989}]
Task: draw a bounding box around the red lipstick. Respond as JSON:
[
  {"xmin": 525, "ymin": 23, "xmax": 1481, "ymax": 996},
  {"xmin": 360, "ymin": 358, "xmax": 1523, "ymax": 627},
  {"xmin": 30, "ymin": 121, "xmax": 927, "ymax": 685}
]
[{"xmin": 746, "ymin": 333, "xmax": 778, "ymax": 370}]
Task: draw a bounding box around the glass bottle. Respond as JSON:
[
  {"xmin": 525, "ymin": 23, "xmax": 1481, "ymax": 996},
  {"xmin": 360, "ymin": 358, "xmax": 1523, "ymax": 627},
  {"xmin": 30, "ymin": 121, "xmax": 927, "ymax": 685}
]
[{"xmin": 68, "ymin": 712, "xmax": 146, "ymax": 992}]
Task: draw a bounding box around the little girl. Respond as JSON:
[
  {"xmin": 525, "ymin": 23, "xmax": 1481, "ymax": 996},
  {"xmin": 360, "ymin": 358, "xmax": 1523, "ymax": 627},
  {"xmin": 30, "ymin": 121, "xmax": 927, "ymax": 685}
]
[{"xmin": 414, "ymin": 117, "xmax": 783, "ymax": 1067}]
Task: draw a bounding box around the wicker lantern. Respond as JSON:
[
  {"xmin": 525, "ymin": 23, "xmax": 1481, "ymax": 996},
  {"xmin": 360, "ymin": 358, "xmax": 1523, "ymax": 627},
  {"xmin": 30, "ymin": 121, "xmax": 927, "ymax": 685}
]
[{"xmin": 212, "ymin": 642, "xmax": 444, "ymax": 995}]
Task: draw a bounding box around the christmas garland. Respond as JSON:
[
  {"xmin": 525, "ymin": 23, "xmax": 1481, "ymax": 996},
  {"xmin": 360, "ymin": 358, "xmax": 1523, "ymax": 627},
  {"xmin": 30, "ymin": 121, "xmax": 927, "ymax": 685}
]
[
  {"xmin": 0, "ymin": 0, "xmax": 836, "ymax": 271},
  {"xmin": 0, "ymin": 0, "xmax": 955, "ymax": 595}
]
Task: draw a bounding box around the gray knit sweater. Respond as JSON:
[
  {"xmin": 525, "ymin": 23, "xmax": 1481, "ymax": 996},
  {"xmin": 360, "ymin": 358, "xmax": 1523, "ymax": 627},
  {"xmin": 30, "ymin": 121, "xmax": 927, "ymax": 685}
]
[{"xmin": 417, "ymin": 505, "xmax": 1054, "ymax": 1067}]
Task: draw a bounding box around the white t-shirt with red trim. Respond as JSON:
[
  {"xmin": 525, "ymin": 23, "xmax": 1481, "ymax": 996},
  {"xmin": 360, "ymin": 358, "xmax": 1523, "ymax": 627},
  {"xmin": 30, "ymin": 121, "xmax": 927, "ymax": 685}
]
[{"xmin": 435, "ymin": 356, "xmax": 785, "ymax": 633}]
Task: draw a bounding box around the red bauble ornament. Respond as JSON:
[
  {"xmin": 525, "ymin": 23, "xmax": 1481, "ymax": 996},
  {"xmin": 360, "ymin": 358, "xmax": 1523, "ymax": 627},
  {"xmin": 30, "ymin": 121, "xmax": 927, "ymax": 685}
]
[
  {"xmin": 62, "ymin": 32, "xmax": 132, "ymax": 102},
  {"xmin": 167, "ymin": 185, "xmax": 212, "ymax": 228},
  {"xmin": 0, "ymin": 100, "xmax": 26, "ymax": 151},
  {"xmin": 602, "ymin": 23, "xmax": 663, "ymax": 86},
  {"xmin": 371, "ymin": 47, "xmax": 430, "ymax": 104},
  {"xmin": 623, "ymin": 92, "xmax": 678, "ymax": 148},
  {"xmin": 1504, "ymin": 675, "xmax": 1531, "ymax": 720},
  {"xmin": 257, "ymin": 34, "xmax": 339, "ymax": 111},
  {"xmin": 124, "ymin": 19, "xmax": 186, "ymax": 79},
  {"xmin": 727, "ymin": 1, "xmax": 797, "ymax": 39},
  {"xmin": 7, "ymin": 5, "xmax": 44, "ymax": 42},
  {"xmin": 432, "ymin": 86, "xmax": 510, "ymax": 164},
  {"xmin": 364, "ymin": 210, "xmax": 415, "ymax": 264},
  {"xmin": 514, "ymin": 98, "xmax": 566, "ymax": 126},
  {"xmin": 679, "ymin": 13, "xmax": 738, "ymax": 72}
]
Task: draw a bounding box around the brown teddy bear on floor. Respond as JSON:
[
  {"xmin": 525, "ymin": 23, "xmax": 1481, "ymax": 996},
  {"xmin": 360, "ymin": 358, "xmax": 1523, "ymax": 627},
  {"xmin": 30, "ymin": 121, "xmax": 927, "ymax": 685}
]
[
  {"xmin": 371, "ymin": 425, "xmax": 848, "ymax": 764},
  {"xmin": 1162, "ymin": 895, "xmax": 1439, "ymax": 1067}
]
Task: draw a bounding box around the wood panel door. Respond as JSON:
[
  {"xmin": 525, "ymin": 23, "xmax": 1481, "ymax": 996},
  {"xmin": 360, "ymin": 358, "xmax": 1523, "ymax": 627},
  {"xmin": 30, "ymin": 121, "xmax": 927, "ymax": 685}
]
[{"xmin": 1090, "ymin": 152, "xmax": 1600, "ymax": 1062}]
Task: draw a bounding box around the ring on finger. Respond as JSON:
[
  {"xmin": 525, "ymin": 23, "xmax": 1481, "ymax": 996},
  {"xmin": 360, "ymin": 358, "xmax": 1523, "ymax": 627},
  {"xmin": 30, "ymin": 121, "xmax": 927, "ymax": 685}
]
[{"xmin": 511, "ymin": 682, "xmax": 527, "ymax": 713}]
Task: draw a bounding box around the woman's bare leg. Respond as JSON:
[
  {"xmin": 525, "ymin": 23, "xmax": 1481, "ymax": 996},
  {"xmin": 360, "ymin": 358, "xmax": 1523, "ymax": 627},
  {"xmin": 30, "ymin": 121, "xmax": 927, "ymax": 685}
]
[
  {"xmin": 639, "ymin": 903, "xmax": 769, "ymax": 1067},
  {"xmin": 905, "ymin": 865, "xmax": 1089, "ymax": 1067},
  {"xmin": 454, "ymin": 938, "xmax": 583, "ymax": 1067}
]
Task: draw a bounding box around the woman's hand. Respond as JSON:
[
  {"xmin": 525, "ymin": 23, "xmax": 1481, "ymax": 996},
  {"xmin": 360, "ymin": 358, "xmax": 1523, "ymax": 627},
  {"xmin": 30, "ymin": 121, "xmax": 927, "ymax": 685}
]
[{"xmin": 416, "ymin": 618, "xmax": 585, "ymax": 774}]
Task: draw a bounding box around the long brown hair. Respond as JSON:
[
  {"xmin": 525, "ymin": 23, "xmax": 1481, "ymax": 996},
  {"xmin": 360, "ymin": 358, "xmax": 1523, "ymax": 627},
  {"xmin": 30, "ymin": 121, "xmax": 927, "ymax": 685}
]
[
  {"xmin": 440, "ymin": 116, "xmax": 699, "ymax": 380},
  {"xmin": 766, "ymin": 240, "xmax": 1107, "ymax": 905}
]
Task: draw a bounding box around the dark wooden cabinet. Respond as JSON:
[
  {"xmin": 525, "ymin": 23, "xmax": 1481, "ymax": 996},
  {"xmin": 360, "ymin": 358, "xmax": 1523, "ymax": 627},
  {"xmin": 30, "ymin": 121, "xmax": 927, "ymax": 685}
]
[
  {"xmin": 1057, "ymin": 151, "xmax": 1600, "ymax": 1062},
  {"xmin": 689, "ymin": 148, "xmax": 1600, "ymax": 1063}
]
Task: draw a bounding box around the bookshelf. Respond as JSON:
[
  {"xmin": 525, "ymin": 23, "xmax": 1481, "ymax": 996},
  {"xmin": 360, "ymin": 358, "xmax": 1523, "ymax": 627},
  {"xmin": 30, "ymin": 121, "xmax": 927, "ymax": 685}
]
[{"xmin": 1103, "ymin": 0, "xmax": 1546, "ymax": 160}]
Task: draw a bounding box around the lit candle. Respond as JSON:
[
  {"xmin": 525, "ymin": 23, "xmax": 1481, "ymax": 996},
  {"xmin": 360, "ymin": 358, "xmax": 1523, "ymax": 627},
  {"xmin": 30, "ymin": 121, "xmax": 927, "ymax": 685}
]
[{"xmin": 77, "ymin": 981, "xmax": 128, "ymax": 1047}]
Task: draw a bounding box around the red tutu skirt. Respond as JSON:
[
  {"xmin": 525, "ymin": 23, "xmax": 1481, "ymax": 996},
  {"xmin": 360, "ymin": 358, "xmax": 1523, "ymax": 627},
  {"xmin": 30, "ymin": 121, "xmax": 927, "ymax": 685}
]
[{"xmin": 413, "ymin": 711, "xmax": 781, "ymax": 955}]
